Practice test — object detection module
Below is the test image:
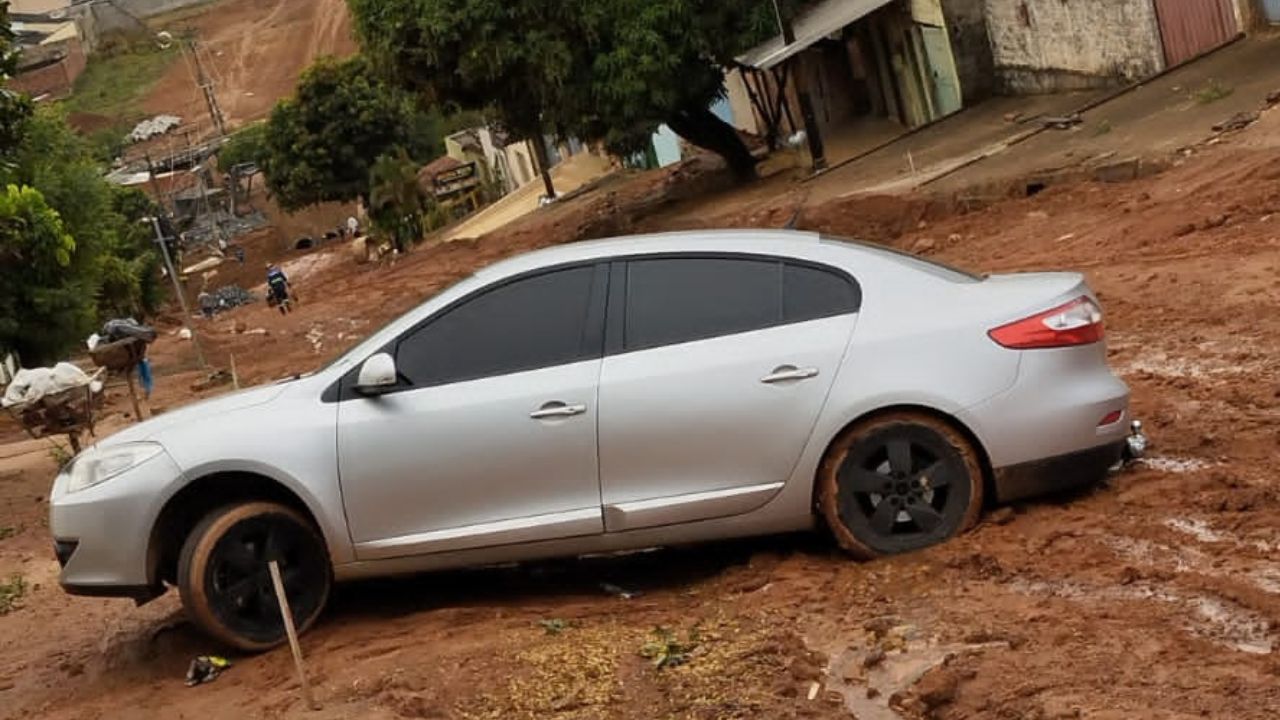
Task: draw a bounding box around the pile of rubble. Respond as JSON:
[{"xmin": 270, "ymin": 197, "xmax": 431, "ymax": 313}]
[{"xmin": 209, "ymin": 285, "xmax": 256, "ymax": 313}]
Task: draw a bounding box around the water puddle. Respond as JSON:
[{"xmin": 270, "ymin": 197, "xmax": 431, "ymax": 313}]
[
  {"xmin": 1139, "ymin": 456, "xmax": 1217, "ymax": 474},
  {"xmin": 1103, "ymin": 534, "xmax": 1205, "ymax": 573},
  {"xmin": 1120, "ymin": 351, "xmax": 1266, "ymax": 380},
  {"xmin": 1164, "ymin": 516, "xmax": 1278, "ymax": 553},
  {"xmin": 1008, "ymin": 578, "xmax": 1274, "ymax": 655},
  {"xmin": 1164, "ymin": 517, "xmax": 1225, "ymax": 542}
]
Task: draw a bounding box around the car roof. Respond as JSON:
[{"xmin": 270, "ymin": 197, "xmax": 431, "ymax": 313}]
[{"xmin": 475, "ymin": 229, "xmax": 833, "ymax": 280}]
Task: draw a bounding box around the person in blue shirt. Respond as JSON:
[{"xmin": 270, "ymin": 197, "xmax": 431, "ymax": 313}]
[{"xmin": 265, "ymin": 263, "xmax": 292, "ymax": 314}]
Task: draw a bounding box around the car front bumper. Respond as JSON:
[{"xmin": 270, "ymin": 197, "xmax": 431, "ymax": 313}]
[{"xmin": 49, "ymin": 450, "xmax": 181, "ymax": 600}]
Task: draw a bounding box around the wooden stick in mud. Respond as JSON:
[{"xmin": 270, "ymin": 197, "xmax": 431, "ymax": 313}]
[
  {"xmin": 124, "ymin": 372, "xmax": 143, "ymax": 422},
  {"xmin": 268, "ymin": 560, "xmax": 320, "ymax": 711}
]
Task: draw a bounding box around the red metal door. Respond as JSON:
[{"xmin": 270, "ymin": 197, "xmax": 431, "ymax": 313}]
[{"xmin": 1154, "ymin": 0, "xmax": 1239, "ymax": 67}]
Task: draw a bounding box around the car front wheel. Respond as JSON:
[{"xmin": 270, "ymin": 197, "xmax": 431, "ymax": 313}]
[
  {"xmin": 817, "ymin": 412, "xmax": 984, "ymax": 559},
  {"xmin": 177, "ymin": 502, "xmax": 331, "ymax": 652}
]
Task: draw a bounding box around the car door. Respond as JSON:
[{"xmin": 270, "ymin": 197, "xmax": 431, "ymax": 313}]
[
  {"xmin": 337, "ymin": 263, "xmax": 608, "ymax": 560},
  {"xmin": 598, "ymin": 255, "xmax": 861, "ymax": 531}
]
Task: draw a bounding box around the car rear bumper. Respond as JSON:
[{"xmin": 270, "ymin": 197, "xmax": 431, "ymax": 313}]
[
  {"xmin": 991, "ymin": 440, "xmax": 1125, "ymax": 503},
  {"xmin": 959, "ymin": 343, "xmax": 1132, "ymax": 470}
]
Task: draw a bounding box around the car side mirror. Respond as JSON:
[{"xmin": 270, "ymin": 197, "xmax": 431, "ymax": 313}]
[{"xmin": 355, "ymin": 353, "xmax": 398, "ymax": 396}]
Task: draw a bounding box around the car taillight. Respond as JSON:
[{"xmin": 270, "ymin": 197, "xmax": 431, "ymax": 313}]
[{"xmin": 988, "ymin": 296, "xmax": 1104, "ymax": 349}]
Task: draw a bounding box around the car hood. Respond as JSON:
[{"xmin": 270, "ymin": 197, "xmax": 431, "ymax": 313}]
[{"xmin": 92, "ymin": 383, "xmax": 288, "ymax": 448}]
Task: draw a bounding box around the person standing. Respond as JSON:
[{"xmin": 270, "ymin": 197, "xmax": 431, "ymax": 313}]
[{"xmin": 265, "ymin": 263, "xmax": 293, "ymax": 314}]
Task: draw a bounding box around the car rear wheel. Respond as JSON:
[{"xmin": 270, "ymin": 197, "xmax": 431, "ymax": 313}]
[
  {"xmin": 817, "ymin": 412, "xmax": 984, "ymax": 559},
  {"xmin": 177, "ymin": 502, "xmax": 331, "ymax": 653}
]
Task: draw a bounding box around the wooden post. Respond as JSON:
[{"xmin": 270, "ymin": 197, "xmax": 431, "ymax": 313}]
[
  {"xmin": 124, "ymin": 372, "xmax": 143, "ymax": 422},
  {"xmin": 268, "ymin": 561, "xmax": 319, "ymax": 711},
  {"xmin": 229, "ymin": 354, "xmax": 239, "ymax": 390}
]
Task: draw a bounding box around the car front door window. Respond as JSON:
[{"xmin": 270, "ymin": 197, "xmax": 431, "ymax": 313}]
[{"xmin": 395, "ymin": 265, "xmax": 599, "ymax": 388}]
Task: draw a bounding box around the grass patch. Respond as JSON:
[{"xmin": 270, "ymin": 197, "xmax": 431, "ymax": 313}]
[
  {"xmin": 538, "ymin": 618, "xmax": 570, "ymax": 635},
  {"xmin": 47, "ymin": 441, "xmax": 72, "ymax": 468},
  {"xmin": 639, "ymin": 626, "xmax": 700, "ymax": 669},
  {"xmin": 61, "ymin": 41, "xmax": 181, "ymax": 122},
  {"xmin": 0, "ymin": 526, "xmax": 14, "ymax": 541},
  {"xmin": 1192, "ymin": 79, "xmax": 1234, "ymax": 105},
  {"xmin": 1092, "ymin": 119, "xmax": 1112, "ymax": 136},
  {"xmin": 0, "ymin": 575, "xmax": 26, "ymax": 615}
]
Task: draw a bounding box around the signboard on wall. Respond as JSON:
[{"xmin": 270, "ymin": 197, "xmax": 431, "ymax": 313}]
[{"xmin": 433, "ymin": 162, "xmax": 480, "ymax": 197}]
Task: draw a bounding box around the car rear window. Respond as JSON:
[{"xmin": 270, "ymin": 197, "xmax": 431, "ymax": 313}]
[{"xmin": 823, "ymin": 236, "xmax": 982, "ymax": 283}]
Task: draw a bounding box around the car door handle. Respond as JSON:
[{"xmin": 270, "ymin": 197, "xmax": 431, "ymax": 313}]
[
  {"xmin": 760, "ymin": 366, "xmax": 820, "ymax": 384},
  {"xmin": 529, "ymin": 402, "xmax": 587, "ymax": 419}
]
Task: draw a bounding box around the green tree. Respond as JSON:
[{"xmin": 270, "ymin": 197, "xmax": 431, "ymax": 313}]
[
  {"xmin": 0, "ymin": 108, "xmax": 165, "ymax": 359},
  {"xmin": 218, "ymin": 121, "xmax": 269, "ymax": 169},
  {"xmin": 0, "ymin": 1, "xmax": 33, "ymax": 168},
  {"xmin": 260, "ymin": 55, "xmax": 444, "ymax": 211},
  {"xmin": 0, "ymin": 184, "xmax": 94, "ymax": 364},
  {"xmin": 347, "ymin": 0, "xmax": 784, "ymax": 181},
  {"xmin": 97, "ymin": 186, "xmax": 163, "ymax": 318},
  {"xmin": 0, "ymin": 8, "xmax": 165, "ymax": 362},
  {"xmin": 367, "ymin": 149, "xmax": 427, "ymax": 253}
]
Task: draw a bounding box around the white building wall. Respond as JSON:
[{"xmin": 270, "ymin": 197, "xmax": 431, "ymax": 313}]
[
  {"xmin": 723, "ymin": 69, "xmax": 760, "ymax": 135},
  {"xmin": 984, "ymin": 0, "xmax": 1165, "ymax": 93}
]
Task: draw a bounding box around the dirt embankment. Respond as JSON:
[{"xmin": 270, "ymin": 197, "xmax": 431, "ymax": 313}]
[
  {"xmin": 141, "ymin": 0, "xmax": 356, "ymax": 133},
  {"xmin": 3, "ymin": 104, "xmax": 1280, "ymax": 720}
]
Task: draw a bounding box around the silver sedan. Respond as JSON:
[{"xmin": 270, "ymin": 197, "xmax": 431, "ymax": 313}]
[{"xmin": 49, "ymin": 230, "xmax": 1143, "ymax": 650}]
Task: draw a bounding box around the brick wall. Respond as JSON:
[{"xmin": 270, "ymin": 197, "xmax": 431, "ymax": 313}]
[
  {"xmin": 984, "ymin": 0, "xmax": 1165, "ymax": 93},
  {"xmin": 9, "ymin": 38, "xmax": 85, "ymax": 100}
]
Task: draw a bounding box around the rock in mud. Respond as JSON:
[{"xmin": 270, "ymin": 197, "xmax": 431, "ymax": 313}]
[
  {"xmin": 862, "ymin": 616, "xmax": 901, "ymax": 639},
  {"xmin": 861, "ymin": 647, "xmax": 886, "ymax": 669},
  {"xmin": 914, "ymin": 665, "xmax": 962, "ymax": 709}
]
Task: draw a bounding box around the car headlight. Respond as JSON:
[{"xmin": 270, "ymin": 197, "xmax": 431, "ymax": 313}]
[{"xmin": 66, "ymin": 442, "xmax": 165, "ymax": 494}]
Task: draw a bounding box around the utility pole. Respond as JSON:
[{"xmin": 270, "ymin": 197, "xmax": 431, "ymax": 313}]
[
  {"xmin": 186, "ymin": 38, "xmax": 227, "ymax": 138},
  {"xmin": 773, "ymin": 0, "xmax": 827, "ymax": 172},
  {"xmin": 149, "ymin": 217, "xmax": 208, "ymax": 370}
]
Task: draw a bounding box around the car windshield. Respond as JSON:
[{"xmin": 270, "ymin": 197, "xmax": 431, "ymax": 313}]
[{"xmin": 822, "ymin": 235, "xmax": 983, "ymax": 283}]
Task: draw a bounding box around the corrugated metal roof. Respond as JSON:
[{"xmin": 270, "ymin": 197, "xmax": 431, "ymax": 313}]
[{"xmin": 737, "ymin": 0, "xmax": 894, "ymax": 70}]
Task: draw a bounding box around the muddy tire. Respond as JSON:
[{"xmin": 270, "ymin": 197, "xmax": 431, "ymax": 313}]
[
  {"xmin": 817, "ymin": 412, "xmax": 984, "ymax": 559},
  {"xmin": 177, "ymin": 502, "xmax": 331, "ymax": 653}
]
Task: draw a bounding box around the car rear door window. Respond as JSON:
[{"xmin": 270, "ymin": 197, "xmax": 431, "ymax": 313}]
[
  {"xmin": 624, "ymin": 257, "xmax": 781, "ymax": 350},
  {"xmin": 783, "ymin": 263, "xmax": 861, "ymax": 323},
  {"xmin": 396, "ymin": 265, "xmax": 597, "ymax": 387}
]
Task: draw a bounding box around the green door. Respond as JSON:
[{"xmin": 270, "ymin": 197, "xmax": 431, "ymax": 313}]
[{"xmin": 920, "ymin": 25, "xmax": 962, "ymax": 118}]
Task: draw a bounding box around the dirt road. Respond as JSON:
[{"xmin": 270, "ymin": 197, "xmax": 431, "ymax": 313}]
[{"xmin": 3, "ymin": 98, "xmax": 1280, "ymax": 720}]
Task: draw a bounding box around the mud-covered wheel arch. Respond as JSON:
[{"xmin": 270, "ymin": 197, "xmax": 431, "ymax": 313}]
[
  {"xmin": 147, "ymin": 472, "xmax": 323, "ymax": 589},
  {"xmin": 813, "ymin": 406, "xmax": 994, "ymax": 558}
]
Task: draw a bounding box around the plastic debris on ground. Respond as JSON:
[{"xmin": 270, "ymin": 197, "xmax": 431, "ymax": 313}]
[
  {"xmin": 185, "ymin": 656, "xmax": 231, "ymax": 687},
  {"xmin": 1, "ymin": 364, "xmax": 97, "ymax": 409},
  {"xmin": 599, "ymin": 582, "xmax": 641, "ymax": 600},
  {"xmin": 100, "ymin": 318, "xmax": 157, "ymax": 344}
]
